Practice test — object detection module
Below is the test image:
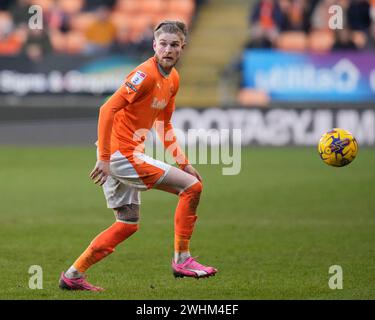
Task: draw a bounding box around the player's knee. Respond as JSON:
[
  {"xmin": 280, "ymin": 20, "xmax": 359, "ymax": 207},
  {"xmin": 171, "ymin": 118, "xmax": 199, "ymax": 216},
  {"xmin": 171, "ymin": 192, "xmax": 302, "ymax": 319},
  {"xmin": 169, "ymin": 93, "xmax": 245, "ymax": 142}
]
[
  {"xmin": 184, "ymin": 181, "xmax": 203, "ymax": 197},
  {"xmin": 193, "ymin": 181, "xmax": 203, "ymax": 195},
  {"xmin": 181, "ymin": 181, "xmax": 203, "ymax": 209},
  {"xmin": 114, "ymin": 204, "xmax": 140, "ymax": 224}
]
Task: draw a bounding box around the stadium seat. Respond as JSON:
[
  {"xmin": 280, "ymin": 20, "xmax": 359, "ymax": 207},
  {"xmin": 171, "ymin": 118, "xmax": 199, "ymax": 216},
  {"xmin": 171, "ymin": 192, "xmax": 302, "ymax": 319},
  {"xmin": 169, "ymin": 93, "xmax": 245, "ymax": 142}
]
[
  {"xmin": 49, "ymin": 30, "xmax": 65, "ymax": 53},
  {"xmin": 167, "ymin": 0, "xmax": 195, "ymax": 17},
  {"xmin": 64, "ymin": 31, "xmax": 86, "ymax": 54},
  {"xmin": 110, "ymin": 11, "xmax": 131, "ymax": 29},
  {"xmin": 57, "ymin": 0, "xmax": 85, "ymax": 15},
  {"xmin": 139, "ymin": 0, "xmax": 166, "ymax": 16},
  {"xmin": 276, "ymin": 32, "xmax": 307, "ymax": 52},
  {"xmin": 110, "ymin": 10, "xmax": 153, "ymax": 42},
  {"xmin": 115, "ymin": 0, "xmax": 141, "ymax": 15},
  {"xmin": 137, "ymin": 0, "xmax": 167, "ymax": 27},
  {"xmin": 125, "ymin": 14, "xmax": 153, "ymax": 42},
  {"xmin": 308, "ymin": 30, "xmax": 334, "ymax": 52},
  {"xmin": 69, "ymin": 13, "xmax": 97, "ymax": 33},
  {"xmin": 30, "ymin": 0, "xmax": 54, "ymax": 10},
  {"xmin": 237, "ymin": 88, "xmax": 270, "ymax": 107}
]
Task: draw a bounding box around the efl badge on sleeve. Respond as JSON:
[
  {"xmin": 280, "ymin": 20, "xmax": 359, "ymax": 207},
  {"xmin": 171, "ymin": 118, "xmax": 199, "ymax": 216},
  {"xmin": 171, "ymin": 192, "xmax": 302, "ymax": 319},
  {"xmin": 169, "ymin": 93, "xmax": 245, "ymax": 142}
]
[{"xmin": 131, "ymin": 71, "xmax": 147, "ymax": 86}]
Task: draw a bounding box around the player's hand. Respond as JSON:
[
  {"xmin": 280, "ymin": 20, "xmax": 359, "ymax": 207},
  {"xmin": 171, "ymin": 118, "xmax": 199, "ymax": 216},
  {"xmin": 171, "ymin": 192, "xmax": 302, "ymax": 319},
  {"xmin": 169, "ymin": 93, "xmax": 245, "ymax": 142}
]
[
  {"xmin": 90, "ymin": 160, "xmax": 110, "ymax": 186},
  {"xmin": 183, "ymin": 164, "xmax": 202, "ymax": 182}
]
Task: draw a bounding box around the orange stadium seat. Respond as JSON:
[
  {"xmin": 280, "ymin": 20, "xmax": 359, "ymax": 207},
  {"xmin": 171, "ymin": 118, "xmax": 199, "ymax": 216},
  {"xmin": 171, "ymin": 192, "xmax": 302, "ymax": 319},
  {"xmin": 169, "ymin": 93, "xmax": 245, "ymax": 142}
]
[
  {"xmin": 125, "ymin": 14, "xmax": 153, "ymax": 42},
  {"xmin": 153, "ymin": 0, "xmax": 194, "ymax": 25},
  {"xmin": 138, "ymin": 0, "xmax": 166, "ymax": 16},
  {"xmin": 29, "ymin": 0, "xmax": 54, "ymax": 10},
  {"xmin": 276, "ymin": 32, "xmax": 307, "ymax": 52},
  {"xmin": 57, "ymin": 0, "xmax": 85, "ymax": 15},
  {"xmin": 115, "ymin": 0, "xmax": 142, "ymax": 15},
  {"xmin": 49, "ymin": 30, "xmax": 65, "ymax": 52},
  {"xmin": 64, "ymin": 31, "xmax": 86, "ymax": 54},
  {"xmin": 308, "ymin": 30, "xmax": 334, "ymax": 52},
  {"xmin": 168, "ymin": 0, "xmax": 195, "ymax": 17},
  {"xmin": 51, "ymin": 30, "xmax": 86, "ymax": 54},
  {"xmin": 110, "ymin": 11, "xmax": 130, "ymax": 29},
  {"xmin": 69, "ymin": 13, "xmax": 97, "ymax": 33},
  {"xmin": 137, "ymin": 0, "xmax": 167, "ymax": 28}
]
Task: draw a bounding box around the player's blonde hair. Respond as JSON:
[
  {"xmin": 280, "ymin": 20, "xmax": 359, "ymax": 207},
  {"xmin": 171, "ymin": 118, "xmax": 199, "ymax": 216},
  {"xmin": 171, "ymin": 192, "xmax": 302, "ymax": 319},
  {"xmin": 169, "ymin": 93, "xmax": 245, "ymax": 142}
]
[{"xmin": 154, "ymin": 20, "xmax": 188, "ymax": 42}]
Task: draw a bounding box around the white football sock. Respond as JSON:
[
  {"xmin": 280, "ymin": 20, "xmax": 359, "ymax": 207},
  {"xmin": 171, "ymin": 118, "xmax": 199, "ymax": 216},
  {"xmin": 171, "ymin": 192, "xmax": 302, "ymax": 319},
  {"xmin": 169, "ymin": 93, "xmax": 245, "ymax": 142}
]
[
  {"xmin": 174, "ymin": 252, "xmax": 191, "ymax": 264},
  {"xmin": 65, "ymin": 266, "xmax": 83, "ymax": 279}
]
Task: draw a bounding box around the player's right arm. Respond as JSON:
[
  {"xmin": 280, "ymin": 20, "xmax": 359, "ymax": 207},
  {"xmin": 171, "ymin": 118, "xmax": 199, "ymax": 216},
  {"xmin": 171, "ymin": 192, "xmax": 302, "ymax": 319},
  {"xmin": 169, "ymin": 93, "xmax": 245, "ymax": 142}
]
[
  {"xmin": 90, "ymin": 69, "xmax": 154, "ymax": 186},
  {"xmin": 90, "ymin": 87, "xmax": 129, "ymax": 185}
]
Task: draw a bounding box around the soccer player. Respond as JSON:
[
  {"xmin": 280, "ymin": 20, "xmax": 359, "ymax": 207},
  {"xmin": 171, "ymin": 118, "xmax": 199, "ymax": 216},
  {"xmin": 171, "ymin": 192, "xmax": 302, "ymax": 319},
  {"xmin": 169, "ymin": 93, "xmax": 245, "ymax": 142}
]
[{"xmin": 59, "ymin": 21, "xmax": 217, "ymax": 291}]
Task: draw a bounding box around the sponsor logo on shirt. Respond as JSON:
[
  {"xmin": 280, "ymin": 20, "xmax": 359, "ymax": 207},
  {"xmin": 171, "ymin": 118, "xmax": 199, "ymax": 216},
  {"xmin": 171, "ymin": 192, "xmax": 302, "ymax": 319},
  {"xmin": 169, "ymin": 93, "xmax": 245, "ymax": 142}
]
[
  {"xmin": 151, "ymin": 97, "xmax": 167, "ymax": 109},
  {"xmin": 131, "ymin": 70, "xmax": 146, "ymax": 85},
  {"xmin": 125, "ymin": 81, "xmax": 138, "ymax": 92}
]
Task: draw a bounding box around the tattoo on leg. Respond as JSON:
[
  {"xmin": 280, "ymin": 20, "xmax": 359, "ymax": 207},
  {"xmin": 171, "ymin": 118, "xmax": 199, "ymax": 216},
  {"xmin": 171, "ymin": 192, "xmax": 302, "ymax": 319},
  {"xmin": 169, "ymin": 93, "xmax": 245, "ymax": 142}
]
[{"xmin": 114, "ymin": 204, "xmax": 140, "ymax": 223}]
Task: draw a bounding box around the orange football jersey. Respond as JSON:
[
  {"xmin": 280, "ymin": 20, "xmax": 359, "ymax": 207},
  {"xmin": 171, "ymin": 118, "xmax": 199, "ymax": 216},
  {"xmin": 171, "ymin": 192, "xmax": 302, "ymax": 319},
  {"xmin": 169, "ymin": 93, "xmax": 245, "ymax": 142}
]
[{"xmin": 97, "ymin": 56, "xmax": 188, "ymax": 168}]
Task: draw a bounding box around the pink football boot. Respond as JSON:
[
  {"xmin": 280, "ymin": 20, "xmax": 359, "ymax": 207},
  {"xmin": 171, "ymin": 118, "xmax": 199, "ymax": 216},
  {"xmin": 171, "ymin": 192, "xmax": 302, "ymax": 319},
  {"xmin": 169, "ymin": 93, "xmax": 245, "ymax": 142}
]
[
  {"xmin": 172, "ymin": 257, "xmax": 218, "ymax": 278},
  {"xmin": 59, "ymin": 272, "xmax": 104, "ymax": 291}
]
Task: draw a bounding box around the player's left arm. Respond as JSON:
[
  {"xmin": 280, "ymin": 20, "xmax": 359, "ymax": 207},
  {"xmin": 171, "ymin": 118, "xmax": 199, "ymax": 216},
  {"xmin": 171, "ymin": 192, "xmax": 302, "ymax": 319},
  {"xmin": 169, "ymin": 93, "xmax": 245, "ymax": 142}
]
[{"xmin": 155, "ymin": 94, "xmax": 202, "ymax": 182}]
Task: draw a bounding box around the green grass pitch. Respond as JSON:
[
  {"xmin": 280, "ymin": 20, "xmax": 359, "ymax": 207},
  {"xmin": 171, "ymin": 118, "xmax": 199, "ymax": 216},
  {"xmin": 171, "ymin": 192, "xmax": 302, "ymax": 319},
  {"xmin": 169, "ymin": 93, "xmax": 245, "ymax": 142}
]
[{"xmin": 0, "ymin": 146, "xmax": 374, "ymax": 300}]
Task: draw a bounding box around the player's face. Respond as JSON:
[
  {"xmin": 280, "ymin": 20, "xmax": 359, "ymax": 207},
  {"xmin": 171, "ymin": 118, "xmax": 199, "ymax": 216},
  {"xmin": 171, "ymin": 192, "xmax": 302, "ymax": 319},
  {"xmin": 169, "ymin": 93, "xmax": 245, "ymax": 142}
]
[{"xmin": 153, "ymin": 33, "xmax": 185, "ymax": 72}]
